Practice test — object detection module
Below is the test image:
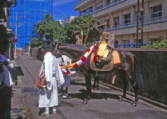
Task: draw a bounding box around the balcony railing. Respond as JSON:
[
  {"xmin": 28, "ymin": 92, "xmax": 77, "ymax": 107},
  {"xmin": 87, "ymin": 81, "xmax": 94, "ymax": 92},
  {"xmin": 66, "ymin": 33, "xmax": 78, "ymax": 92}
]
[
  {"xmin": 115, "ymin": 42, "xmax": 149, "ymax": 48},
  {"xmin": 79, "ymin": 0, "xmax": 128, "ymax": 16},
  {"xmin": 94, "ymin": 0, "xmax": 128, "ymax": 13},
  {"xmin": 107, "ymin": 16, "xmax": 167, "ymax": 31},
  {"xmin": 80, "ymin": 9, "xmax": 93, "ymax": 15},
  {"xmin": 75, "ymin": 0, "xmax": 92, "ymax": 8},
  {"xmin": 76, "ymin": 0, "xmax": 128, "ymax": 12}
]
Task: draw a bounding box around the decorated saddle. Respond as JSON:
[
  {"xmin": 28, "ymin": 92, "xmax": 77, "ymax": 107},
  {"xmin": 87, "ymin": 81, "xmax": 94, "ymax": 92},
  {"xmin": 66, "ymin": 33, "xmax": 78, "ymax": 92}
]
[
  {"xmin": 60, "ymin": 41, "xmax": 121, "ymax": 72},
  {"xmin": 89, "ymin": 41, "xmax": 121, "ymax": 71}
]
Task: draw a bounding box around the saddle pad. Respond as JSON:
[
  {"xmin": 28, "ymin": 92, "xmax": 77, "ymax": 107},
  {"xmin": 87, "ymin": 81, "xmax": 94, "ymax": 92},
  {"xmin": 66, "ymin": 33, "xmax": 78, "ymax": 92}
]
[
  {"xmin": 89, "ymin": 53, "xmax": 114, "ymax": 71},
  {"xmin": 97, "ymin": 41, "xmax": 109, "ymax": 58},
  {"xmin": 112, "ymin": 50, "xmax": 121, "ymax": 64},
  {"xmin": 89, "ymin": 50, "xmax": 121, "ymax": 71}
]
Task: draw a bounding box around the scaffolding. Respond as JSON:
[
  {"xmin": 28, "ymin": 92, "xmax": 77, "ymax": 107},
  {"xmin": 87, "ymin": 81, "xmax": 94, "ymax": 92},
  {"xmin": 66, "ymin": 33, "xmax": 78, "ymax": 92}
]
[{"xmin": 9, "ymin": 0, "xmax": 52, "ymax": 48}]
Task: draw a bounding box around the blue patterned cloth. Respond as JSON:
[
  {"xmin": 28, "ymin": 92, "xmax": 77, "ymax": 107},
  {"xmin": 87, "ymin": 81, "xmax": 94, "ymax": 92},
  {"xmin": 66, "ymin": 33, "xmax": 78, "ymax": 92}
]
[
  {"xmin": 62, "ymin": 72, "xmax": 71, "ymax": 88},
  {"xmin": 0, "ymin": 54, "xmax": 12, "ymax": 86}
]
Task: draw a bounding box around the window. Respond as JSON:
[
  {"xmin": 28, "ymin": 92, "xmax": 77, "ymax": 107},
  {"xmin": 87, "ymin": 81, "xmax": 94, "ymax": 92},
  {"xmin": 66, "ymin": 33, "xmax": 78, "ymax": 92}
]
[
  {"xmin": 106, "ymin": 19, "xmax": 110, "ymax": 28},
  {"xmin": 139, "ymin": 11, "xmax": 144, "ymax": 23},
  {"xmin": 114, "ymin": 40, "xmax": 119, "ymax": 48},
  {"xmin": 151, "ymin": 5, "xmax": 162, "ymax": 20},
  {"xmin": 106, "ymin": 0, "xmax": 111, "ymax": 5},
  {"xmin": 96, "ymin": 5, "xmax": 103, "ymax": 10},
  {"xmin": 114, "ymin": 16, "xmax": 120, "ymax": 27},
  {"xmin": 80, "ymin": 7, "xmax": 93, "ymax": 15},
  {"xmin": 124, "ymin": 13, "xmax": 131, "ymax": 25},
  {"xmin": 95, "ymin": 2, "xmax": 103, "ymax": 10}
]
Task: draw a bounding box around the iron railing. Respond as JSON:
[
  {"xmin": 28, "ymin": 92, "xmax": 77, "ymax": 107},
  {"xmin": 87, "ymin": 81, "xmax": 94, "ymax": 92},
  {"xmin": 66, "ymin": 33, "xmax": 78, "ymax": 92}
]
[
  {"xmin": 95, "ymin": 0, "xmax": 128, "ymax": 13},
  {"xmin": 106, "ymin": 16, "xmax": 167, "ymax": 30}
]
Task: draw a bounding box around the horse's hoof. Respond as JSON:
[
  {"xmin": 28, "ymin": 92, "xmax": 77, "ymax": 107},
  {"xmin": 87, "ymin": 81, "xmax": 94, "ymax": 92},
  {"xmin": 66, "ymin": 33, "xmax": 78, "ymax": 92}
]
[
  {"xmin": 84, "ymin": 100, "xmax": 88, "ymax": 104},
  {"xmin": 122, "ymin": 95, "xmax": 126, "ymax": 98},
  {"xmin": 135, "ymin": 98, "xmax": 139, "ymax": 102},
  {"xmin": 118, "ymin": 96, "xmax": 123, "ymax": 101},
  {"xmin": 132, "ymin": 102, "xmax": 137, "ymax": 107},
  {"xmin": 83, "ymin": 99, "xmax": 88, "ymax": 104}
]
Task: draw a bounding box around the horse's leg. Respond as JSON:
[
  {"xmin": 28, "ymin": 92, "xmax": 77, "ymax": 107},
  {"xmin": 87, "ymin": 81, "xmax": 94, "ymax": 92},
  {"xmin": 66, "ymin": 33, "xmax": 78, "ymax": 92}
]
[
  {"xmin": 96, "ymin": 75, "xmax": 100, "ymax": 89},
  {"xmin": 133, "ymin": 80, "xmax": 139, "ymax": 106},
  {"xmin": 85, "ymin": 73, "xmax": 92, "ymax": 97},
  {"xmin": 93, "ymin": 72, "xmax": 97, "ymax": 89},
  {"xmin": 83, "ymin": 71, "xmax": 92, "ymax": 104},
  {"xmin": 127, "ymin": 72, "xmax": 139, "ymax": 106},
  {"xmin": 121, "ymin": 70, "xmax": 127, "ymax": 98},
  {"xmin": 93, "ymin": 71, "xmax": 100, "ymax": 89}
]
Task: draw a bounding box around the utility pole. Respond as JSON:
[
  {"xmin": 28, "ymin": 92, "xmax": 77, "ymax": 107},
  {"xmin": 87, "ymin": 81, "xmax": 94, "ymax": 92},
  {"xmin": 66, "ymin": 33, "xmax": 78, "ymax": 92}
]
[
  {"xmin": 141, "ymin": 0, "xmax": 144, "ymax": 44},
  {"xmin": 136, "ymin": 0, "xmax": 144, "ymax": 47},
  {"xmin": 51, "ymin": 0, "xmax": 54, "ymax": 17},
  {"xmin": 14, "ymin": 12, "xmax": 18, "ymax": 59},
  {"xmin": 136, "ymin": 0, "xmax": 139, "ymax": 46},
  {"xmin": 51, "ymin": 0, "xmax": 54, "ymax": 41}
]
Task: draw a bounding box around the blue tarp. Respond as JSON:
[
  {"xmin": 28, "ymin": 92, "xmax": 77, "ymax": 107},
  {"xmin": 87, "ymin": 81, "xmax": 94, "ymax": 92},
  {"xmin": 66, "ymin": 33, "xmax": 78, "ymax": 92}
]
[{"xmin": 9, "ymin": 0, "xmax": 52, "ymax": 48}]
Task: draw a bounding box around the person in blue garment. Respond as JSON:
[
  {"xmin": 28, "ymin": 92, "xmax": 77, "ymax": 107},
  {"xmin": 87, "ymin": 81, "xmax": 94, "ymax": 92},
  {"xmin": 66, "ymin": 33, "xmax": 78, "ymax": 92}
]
[{"xmin": 0, "ymin": 25, "xmax": 13, "ymax": 119}]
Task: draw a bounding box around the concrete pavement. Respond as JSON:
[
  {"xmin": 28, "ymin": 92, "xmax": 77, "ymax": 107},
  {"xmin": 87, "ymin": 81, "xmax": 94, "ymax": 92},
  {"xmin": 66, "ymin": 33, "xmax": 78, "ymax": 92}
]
[{"xmin": 11, "ymin": 54, "xmax": 167, "ymax": 119}]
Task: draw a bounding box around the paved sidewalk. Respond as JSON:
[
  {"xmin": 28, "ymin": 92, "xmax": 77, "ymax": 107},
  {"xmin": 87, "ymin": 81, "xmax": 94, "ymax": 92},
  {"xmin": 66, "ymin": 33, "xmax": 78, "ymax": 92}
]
[
  {"xmin": 11, "ymin": 55, "xmax": 167, "ymax": 119},
  {"xmin": 11, "ymin": 79, "xmax": 26, "ymax": 119}
]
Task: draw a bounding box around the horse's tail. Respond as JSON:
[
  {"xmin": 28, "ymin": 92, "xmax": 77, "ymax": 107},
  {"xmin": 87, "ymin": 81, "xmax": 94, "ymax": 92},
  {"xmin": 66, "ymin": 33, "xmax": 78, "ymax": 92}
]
[
  {"xmin": 126, "ymin": 52, "xmax": 136, "ymax": 72},
  {"xmin": 130, "ymin": 53, "xmax": 144, "ymax": 90}
]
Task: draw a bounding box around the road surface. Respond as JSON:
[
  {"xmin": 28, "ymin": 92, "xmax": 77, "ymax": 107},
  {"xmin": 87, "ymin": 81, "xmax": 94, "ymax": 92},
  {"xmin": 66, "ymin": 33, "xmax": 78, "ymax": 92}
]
[{"xmin": 11, "ymin": 54, "xmax": 167, "ymax": 119}]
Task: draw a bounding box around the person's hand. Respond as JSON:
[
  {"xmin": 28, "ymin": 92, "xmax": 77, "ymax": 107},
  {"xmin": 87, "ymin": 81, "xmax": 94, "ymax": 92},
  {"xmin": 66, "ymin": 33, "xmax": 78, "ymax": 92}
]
[
  {"xmin": 46, "ymin": 81, "xmax": 51, "ymax": 89},
  {"xmin": 8, "ymin": 61, "xmax": 15, "ymax": 68}
]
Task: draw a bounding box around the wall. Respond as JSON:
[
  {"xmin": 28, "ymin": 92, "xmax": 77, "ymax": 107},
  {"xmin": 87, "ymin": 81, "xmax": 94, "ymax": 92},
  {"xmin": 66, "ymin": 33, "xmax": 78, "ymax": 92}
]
[
  {"xmin": 108, "ymin": 49, "xmax": 167, "ymax": 105},
  {"xmin": 133, "ymin": 50, "xmax": 167, "ymax": 104}
]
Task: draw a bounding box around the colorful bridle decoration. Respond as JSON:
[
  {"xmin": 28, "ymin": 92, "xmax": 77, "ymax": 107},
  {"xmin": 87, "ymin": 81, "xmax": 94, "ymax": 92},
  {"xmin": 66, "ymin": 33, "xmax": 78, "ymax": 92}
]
[
  {"xmin": 60, "ymin": 44, "xmax": 96, "ymax": 69},
  {"xmin": 61, "ymin": 68, "xmax": 76, "ymax": 75}
]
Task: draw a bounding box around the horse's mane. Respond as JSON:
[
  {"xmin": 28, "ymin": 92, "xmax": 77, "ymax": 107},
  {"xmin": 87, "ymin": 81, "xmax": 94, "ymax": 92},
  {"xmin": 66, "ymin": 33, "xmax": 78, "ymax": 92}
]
[{"xmin": 59, "ymin": 44, "xmax": 87, "ymax": 60}]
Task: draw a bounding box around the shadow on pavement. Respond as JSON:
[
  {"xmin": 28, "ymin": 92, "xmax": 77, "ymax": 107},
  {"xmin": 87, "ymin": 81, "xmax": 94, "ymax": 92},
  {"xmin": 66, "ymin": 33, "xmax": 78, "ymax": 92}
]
[
  {"xmin": 69, "ymin": 89, "xmax": 136, "ymax": 105},
  {"xmin": 70, "ymin": 89, "xmax": 121, "ymax": 101},
  {"xmin": 71, "ymin": 81, "xmax": 85, "ymax": 86}
]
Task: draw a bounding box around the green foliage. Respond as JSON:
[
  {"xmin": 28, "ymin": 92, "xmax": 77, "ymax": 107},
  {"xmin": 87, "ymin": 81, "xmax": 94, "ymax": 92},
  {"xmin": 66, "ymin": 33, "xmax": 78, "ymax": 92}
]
[
  {"xmin": 30, "ymin": 37, "xmax": 42, "ymax": 47},
  {"xmin": 35, "ymin": 14, "xmax": 66, "ymax": 42},
  {"xmin": 34, "ymin": 14, "xmax": 99, "ymax": 45},
  {"xmin": 142, "ymin": 39, "xmax": 167, "ymax": 48},
  {"xmin": 63, "ymin": 15, "xmax": 99, "ymax": 44}
]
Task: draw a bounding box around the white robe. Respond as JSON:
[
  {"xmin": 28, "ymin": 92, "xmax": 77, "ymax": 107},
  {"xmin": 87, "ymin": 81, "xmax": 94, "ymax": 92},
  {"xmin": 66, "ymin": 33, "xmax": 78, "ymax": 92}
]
[
  {"xmin": 61, "ymin": 55, "xmax": 72, "ymax": 65},
  {"xmin": 38, "ymin": 52, "xmax": 64, "ymax": 108}
]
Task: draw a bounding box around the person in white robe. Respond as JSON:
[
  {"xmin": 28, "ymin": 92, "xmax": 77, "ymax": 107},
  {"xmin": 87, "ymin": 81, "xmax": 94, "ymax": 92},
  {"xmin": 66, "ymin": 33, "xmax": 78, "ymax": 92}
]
[{"xmin": 38, "ymin": 45, "xmax": 64, "ymax": 116}]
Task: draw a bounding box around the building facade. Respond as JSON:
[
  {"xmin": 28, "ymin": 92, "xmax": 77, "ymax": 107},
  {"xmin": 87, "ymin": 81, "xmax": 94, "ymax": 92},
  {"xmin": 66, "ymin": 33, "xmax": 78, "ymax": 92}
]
[
  {"xmin": 75, "ymin": 0, "xmax": 167, "ymax": 47},
  {"xmin": 0, "ymin": 0, "xmax": 16, "ymax": 28},
  {"xmin": 58, "ymin": 16, "xmax": 76, "ymax": 26},
  {"xmin": 63, "ymin": 16, "xmax": 76, "ymax": 25}
]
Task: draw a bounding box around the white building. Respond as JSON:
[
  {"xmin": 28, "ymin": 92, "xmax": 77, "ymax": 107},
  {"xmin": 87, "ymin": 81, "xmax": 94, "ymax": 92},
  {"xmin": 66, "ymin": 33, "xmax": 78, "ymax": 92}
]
[{"xmin": 75, "ymin": 0, "xmax": 167, "ymax": 47}]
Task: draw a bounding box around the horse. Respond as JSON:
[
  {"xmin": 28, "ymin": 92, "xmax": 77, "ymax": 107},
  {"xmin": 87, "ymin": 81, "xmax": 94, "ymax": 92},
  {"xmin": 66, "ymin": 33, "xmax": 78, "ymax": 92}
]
[
  {"xmin": 91, "ymin": 51, "xmax": 138, "ymax": 103},
  {"xmin": 59, "ymin": 41, "xmax": 139, "ymax": 105}
]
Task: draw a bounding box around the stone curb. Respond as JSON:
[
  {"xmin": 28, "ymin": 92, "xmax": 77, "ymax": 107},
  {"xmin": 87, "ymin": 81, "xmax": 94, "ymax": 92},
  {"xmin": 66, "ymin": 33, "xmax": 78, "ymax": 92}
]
[{"xmin": 99, "ymin": 81, "xmax": 167, "ymax": 111}]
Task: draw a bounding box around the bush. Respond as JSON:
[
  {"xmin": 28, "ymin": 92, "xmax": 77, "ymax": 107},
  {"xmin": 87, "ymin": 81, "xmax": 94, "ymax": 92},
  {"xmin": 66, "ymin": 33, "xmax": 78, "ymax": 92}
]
[
  {"xmin": 31, "ymin": 38, "xmax": 42, "ymax": 47},
  {"xmin": 142, "ymin": 39, "xmax": 167, "ymax": 48}
]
